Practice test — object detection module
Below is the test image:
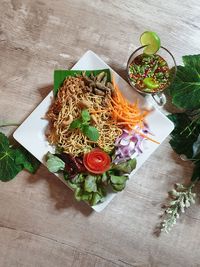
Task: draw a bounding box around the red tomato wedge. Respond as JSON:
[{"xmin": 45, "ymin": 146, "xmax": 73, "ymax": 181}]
[{"xmin": 83, "ymin": 148, "xmax": 111, "ymax": 174}]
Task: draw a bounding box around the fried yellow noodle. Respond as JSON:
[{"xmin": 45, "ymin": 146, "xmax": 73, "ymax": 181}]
[{"xmin": 46, "ymin": 76, "xmax": 122, "ymax": 156}]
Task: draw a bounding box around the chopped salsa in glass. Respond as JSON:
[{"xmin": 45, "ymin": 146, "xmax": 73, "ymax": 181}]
[{"xmin": 128, "ymin": 54, "xmax": 170, "ymax": 93}]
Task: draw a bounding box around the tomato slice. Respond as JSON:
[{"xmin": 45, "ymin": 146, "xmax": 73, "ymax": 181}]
[{"xmin": 83, "ymin": 148, "xmax": 111, "ymax": 174}]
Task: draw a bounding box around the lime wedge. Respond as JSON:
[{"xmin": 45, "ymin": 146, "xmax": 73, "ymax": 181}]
[
  {"xmin": 140, "ymin": 31, "xmax": 161, "ymax": 55},
  {"xmin": 143, "ymin": 77, "xmax": 159, "ymax": 90}
]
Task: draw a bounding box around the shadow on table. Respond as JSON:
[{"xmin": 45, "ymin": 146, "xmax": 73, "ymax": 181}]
[
  {"xmin": 28, "ymin": 165, "xmax": 93, "ymax": 217},
  {"xmin": 38, "ymin": 84, "xmax": 53, "ymax": 98},
  {"xmin": 169, "ymin": 150, "xmax": 193, "ymax": 185}
]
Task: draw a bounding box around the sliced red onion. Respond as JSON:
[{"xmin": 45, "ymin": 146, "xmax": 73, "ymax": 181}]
[{"xmin": 113, "ymin": 126, "xmax": 151, "ymax": 164}]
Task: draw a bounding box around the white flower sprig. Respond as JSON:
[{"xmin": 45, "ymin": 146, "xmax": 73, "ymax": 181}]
[{"xmin": 160, "ymin": 183, "xmax": 196, "ymax": 233}]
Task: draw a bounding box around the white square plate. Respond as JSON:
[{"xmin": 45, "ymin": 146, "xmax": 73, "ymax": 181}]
[{"xmin": 13, "ymin": 50, "xmax": 174, "ymax": 212}]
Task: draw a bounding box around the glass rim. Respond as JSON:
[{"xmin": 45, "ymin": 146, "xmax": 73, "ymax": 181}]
[{"xmin": 126, "ymin": 46, "xmax": 177, "ymax": 95}]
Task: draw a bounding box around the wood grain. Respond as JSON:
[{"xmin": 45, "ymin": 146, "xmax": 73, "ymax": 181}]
[{"xmin": 1, "ymin": 0, "xmax": 200, "ymax": 266}]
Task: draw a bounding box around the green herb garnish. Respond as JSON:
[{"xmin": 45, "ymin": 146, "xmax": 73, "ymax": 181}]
[{"xmin": 70, "ymin": 109, "xmax": 99, "ymax": 142}]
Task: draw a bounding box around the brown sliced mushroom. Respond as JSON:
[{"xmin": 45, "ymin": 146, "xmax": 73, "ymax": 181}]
[
  {"xmin": 106, "ymin": 82, "xmax": 115, "ymax": 95},
  {"xmin": 101, "ymin": 74, "xmax": 107, "ymax": 85},
  {"xmin": 96, "ymin": 71, "xmax": 105, "ymax": 82},
  {"xmin": 94, "ymin": 88, "xmax": 105, "ymax": 96},
  {"xmin": 96, "ymin": 82, "xmax": 110, "ymax": 92}
]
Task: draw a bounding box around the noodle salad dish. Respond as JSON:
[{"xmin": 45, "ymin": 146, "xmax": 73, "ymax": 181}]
[{"xmin": 45, "ymin": 69, "xmax": 156, "ymax": 206}]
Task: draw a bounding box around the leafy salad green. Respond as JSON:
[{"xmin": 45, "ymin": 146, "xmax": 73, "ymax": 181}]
[
  {"xmin": 46, "ymin": 150, "xmax": 136, "ymax": 206},
  {"xmin": 66, "ymin": 158, "xmax": 136, "ymax": 205}
]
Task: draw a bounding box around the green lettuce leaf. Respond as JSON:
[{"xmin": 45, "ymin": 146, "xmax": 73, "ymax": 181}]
[
  {"xmin": 110, "ymin": 175, "xmax": 128, "ymax": 185},
  {"xmin": 84, "ymin": 175, "xmax": 97, "ymax": 192},
  {"xmin": 111, "ymin": 158, "xmax": 137, "ymax": 174},
  {"xmin": 46, "ymin": 152, "xmax": 65, "ymax": 173}
]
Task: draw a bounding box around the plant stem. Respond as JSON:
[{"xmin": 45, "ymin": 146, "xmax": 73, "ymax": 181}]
[{"xmin": 0, "ymin": 122, "xmax": 20, "ymax": 128}]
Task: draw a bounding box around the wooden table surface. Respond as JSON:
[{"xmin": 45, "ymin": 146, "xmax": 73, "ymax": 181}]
[{"xmin": 1, "ymin": 1, "xmax": 200, "ymax": 266}]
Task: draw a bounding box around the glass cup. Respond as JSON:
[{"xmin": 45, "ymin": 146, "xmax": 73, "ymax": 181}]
[{"xmin": 126, "ymin": 46, "xmax": 177, "ymax": 106}]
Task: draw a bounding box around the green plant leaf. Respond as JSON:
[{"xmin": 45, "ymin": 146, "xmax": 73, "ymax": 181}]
[
  {"xmin": 182, "ymin": 54, "xmax": 200, "ymax": 73},
  {"xmin": 15, "ymin": 147, "xmax": 40, "ymax": 174},
  {"xmin": 0, "ymin": 132, "xmax": 22, "ymax": 181},
  {"xmin": 0, "ymin": 133, "xmax": 40, "ymax": 182},
  {"xmin": 168, "ymin": 54, "xmax": 200, "ymax": 109},
  {"xmin": 81, "ymin": 109, "xmax": 90, "ymax": 123},
  {"xmin": 69, "ymin": 119, "xmax": 82, "ymax": 129},
  {"xmin": 82, "ymin": 125, "xmax": 99, "ymax": 142},
  {"xmin": 46, "ymin": 152, "xmax": 65, "ymax": 173},
  {"xmin": 168, "ymin": 113, "xmax": 200, "ymax": 159}
]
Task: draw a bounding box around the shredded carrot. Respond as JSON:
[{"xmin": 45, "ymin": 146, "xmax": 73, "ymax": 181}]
[
  {"xmin": 132, "ymin": 128, "xmax": 160, "ymax": 144},
  {"xmin": 110, "ymin": 76, "xmax": 158, "ymax": 144}
]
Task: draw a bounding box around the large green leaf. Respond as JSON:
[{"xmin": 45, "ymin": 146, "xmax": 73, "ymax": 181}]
[
  {"xmin": 168, "ymin": 54, "xmax": 200, "ymax": 109},
  {"xmin": 183, "ymin": 54, "xmax": 200, "ymax": 73},
  {"xmin": 168, "ymin": 113, "xmax": 200, "ymax": 159},
  {"xmin": 54, "ymin": 69, "xmax": 111, "ymax": 96},
  {"xmin": 0, "ymin": 133, "xmax": 22, "ymax": 181}
]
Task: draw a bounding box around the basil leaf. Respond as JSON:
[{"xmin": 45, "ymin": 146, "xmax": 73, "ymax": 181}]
[
  {"xmin": 82, "ymin": 125, "xmax": 99, "ymax": 141},
  {"xmin": 46, "ymin": 152, "xmax": 65, "ymax": 173},
  {"xmin": 69, "ymin": 118, "xmax": 82, "ymax": 129},
  {"xmin": 81, "ymin": 109, "xmax": 90, "ymax": 122}
]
